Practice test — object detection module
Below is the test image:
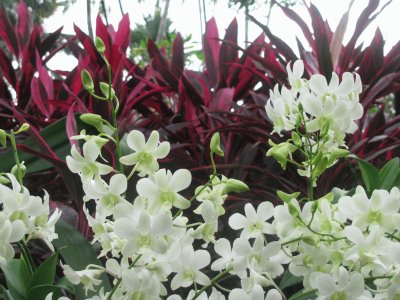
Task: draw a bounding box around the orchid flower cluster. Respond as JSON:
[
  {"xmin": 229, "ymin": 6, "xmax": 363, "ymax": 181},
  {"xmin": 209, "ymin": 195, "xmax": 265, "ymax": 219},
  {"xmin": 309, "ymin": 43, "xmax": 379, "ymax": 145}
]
[
  {"xmin": 0, "ymin": 126, "xmax": 61, "ymax": 268},
  {"xmin": 265, "ymin": 60, "xmax": 363, "ymax": 188}
]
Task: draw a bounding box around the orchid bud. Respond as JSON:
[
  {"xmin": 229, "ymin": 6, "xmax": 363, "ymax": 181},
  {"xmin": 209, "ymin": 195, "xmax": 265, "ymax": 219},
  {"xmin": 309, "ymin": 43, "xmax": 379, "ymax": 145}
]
[
  {"xmin": 277, "ymin": 190, "xmax": 300, "ymax": 203},
  {"xmin": 223, "ymin": 178, "xmax": 249, "ymax": 194},
  {"xmin": 291, "ymin": 131, "xmax": 302, "ymax": 147},
  {"xmin": 99, "ymin": 82, "xmax": 116, "ymax": 99},
  {"xmin": 11, "ymin": 163, "xmax": 26, "ymax": 179},
  {"xmin": 210, "ymin": 132, "xmax": 224, "ymax": 157},
  {"xmin": 95, "ymin": 36, "xmax": 106, "ymax": 53},
  {"xmin": 81, "ymin": 69, "xmax": 94, "ymax": 92},
  {"xmin": 302, "ymin": 235, "xmax": 320, "ymax": 246},
  {"xmin": 0, "ymin": 174, "xmax": 10, "ymax": 184},
  {"xmin": 0, "ymin": 129, "xmax": 6, "ymax": 147},
  {"xmin": 15, "ymin": 123, "xmax": 30, "ymax": 134},
  {"xmin": 80, "ymin": 113, "xmax": 104, "ymax": 133},
  {"xmin": 288, "ymin": 200, "xmax": 300, "ymax": 218}
]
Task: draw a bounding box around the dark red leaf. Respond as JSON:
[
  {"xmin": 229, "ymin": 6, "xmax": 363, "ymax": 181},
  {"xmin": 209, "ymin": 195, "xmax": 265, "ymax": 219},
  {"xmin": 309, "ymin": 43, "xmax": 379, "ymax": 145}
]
[
  {"xmin": 16, "ymin": 0, "xmax": 31, "ymax": 52},
  {"xmin": 170, "ymin": 33, "xmax": 184, "ymax": 78},
  {"xmin": 114, "ymin": 13, "xmax": 131, "ymax": 52},
  {"xmin": 218, "ymin": 18, "xmax": 238, "ymax": 88},
  {"xmin": 0, "ymin": 6, "xmax": 19, "ymax": 57},
  {"xmin": 203, "ymin": 17, "xmax": 220, "ymax": 87},
  {"xmin": 0, "ymin": 48, "xmax": 17, "ymax": 88}
]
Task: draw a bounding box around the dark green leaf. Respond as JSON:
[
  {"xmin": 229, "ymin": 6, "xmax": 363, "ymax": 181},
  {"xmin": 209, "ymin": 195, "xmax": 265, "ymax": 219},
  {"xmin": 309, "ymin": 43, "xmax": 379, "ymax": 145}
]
[
  {"xmin": 288, "ymin": 289, "xmax": 317, "ymax": 300},
  {"xmin": 27, "ymin": 252, "xmax": 59, "ymax": 293},
  {"xmin": 18, "ymin": 256, "xmax": 32, "ymax": 295},
  {"xmin": 0, "ymin": 284, "xmax": 14, "ymax": 300},
  {"xmin": 0, "ymin": 115, "xmax": 93, "ymax": 174},
  {"xmin": 0, "ymin": 260, "xmax": 25, "ymax": 300},
  {"xmin": 279, "ymin": 270, "xmax": 303, "ymax": 290},
  {"xmin": 53, "ymin": 220, "xmax": 111, "ymax": 299},
  {"xmin": 357, "ymin": 158, "xmax": 379, "ymax": 193},
  {"xmin": 378, "ymin": 157, "xmax": 400, "ymax": 191},
  {"xmin": 26, "ymin": 284, "xmax": 64, "ymax": 300}
]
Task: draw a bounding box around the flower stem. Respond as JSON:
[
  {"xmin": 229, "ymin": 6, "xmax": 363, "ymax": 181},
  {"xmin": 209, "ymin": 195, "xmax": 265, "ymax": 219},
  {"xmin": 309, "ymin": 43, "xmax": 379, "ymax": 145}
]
[
  {"xmin": 9, "ymin": 130, "xmax": 23, "ymax": 185},
  {"xmin": 107, "ymin": 254, "xmax": 142, "ymax": 300},
  {"xmin": 17, "ymin": 241, "xmax": 36, "ymax": 276},
  {"xmin": 191, "ymin": 268, "xmax": 232, "ymax": 300}
]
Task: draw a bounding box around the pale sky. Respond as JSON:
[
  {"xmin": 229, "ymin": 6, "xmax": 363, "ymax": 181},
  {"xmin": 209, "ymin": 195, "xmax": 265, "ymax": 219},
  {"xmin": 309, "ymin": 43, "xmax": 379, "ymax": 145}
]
[{"xmin": 44, "ymin": 0, "xmax": 400, "ymax": 71}]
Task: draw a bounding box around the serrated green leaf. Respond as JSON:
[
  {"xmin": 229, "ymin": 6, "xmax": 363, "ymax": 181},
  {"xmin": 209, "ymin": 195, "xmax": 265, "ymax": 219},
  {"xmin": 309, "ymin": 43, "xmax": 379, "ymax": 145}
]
[
  {"xmin": 0, "ymin": 260, "xmax": 25, "ymax": 300},
  {"xmin": 27, "ymin": 251, "xmax": 59, "ymax": 293},
  {"xmin": 357, "ymin": 158, "xmax": 379, "ymax": 194},
  {"xmin": 378, "ymin": 157, "xmax": 400, "ymax": 191},
  {"xmin": 53, "ymin": 220, "xmax": 111, "ymax": 299}
]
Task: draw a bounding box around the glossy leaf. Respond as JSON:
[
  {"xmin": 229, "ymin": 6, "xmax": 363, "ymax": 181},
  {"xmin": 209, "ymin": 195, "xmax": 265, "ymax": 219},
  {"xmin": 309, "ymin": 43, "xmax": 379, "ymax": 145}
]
[
  {"xmin": 27, "ymin": 251, "xmax": 59, "ymax": 293},
  {"xmin": 0, "ymin": 260, "xmax": 25, "ymax": 300}
]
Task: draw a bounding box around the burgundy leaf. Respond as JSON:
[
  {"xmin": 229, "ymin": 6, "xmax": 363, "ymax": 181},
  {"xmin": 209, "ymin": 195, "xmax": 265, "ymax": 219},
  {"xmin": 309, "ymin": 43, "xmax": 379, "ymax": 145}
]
[
  {"xmin": 211, "ymin": 88, "xmax": 234, "ymax": 111},
  {"xmin": 358, "ymin": 28, "xmax": 384, "ymax": 83},
  {"xmin": 170, "ymin": 33, "xmax": 184, "ymax": 78},
  {"xmin": 114, "ymin": 13, "xmax": 131, "ymax": 52},
  {"xmin": 0, "ymin": 48, "xmax": 17, "ymax": 88},
  {"xmin": 248, "ymin": 14, "xmax": 297, "ymax": 62},
  {"xmin": 203, "ymin": 17, "xmax": 220, "ymax": 87},
  {"xmin": 16, "ymin": 0, "xmax": 31, "ymax": 53},
  {"xmin": 39, "ymin": 26, "xmax": 64, "ymax": 56},
  {"xmin": 218, "ymin": 18, "xmax": 238, "ymax": 89},
  {"xmin": 308, "ymin": 3, "xmax": 332, "ymax": 77},
  {"xmin": 0, "ymin": 6, "xmax": 19, "ymax": 57}
]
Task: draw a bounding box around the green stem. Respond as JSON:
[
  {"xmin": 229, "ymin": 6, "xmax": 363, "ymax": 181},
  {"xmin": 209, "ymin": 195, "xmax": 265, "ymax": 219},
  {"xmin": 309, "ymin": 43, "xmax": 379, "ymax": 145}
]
[
  {"xmin": 191, "ymin": 268, "xmax": 232, "ymax": 300},
  {"xmin": 107, "ymin": 254, "xmax": 142, "ymax": 300},
  {"xmin": 17, "ymin": 241, "xmax": 35, "ymax": 276},
  {"xmin": 9, "ymin": 130, "xmax": 23, "ymax": 185}
]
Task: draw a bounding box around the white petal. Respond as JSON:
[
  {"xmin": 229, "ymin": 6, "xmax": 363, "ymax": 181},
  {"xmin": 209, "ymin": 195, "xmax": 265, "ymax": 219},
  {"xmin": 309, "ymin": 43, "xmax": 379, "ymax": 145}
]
[
  {"xmin": 192, "ymin": 250, "xmax": 211, "ymax": 270},
  {"xmin": 293, "ymin": 60, "xmax": 304, "ymax": 78},
  {"xmin": 309, "ymin": 74, "xmax": 328, "ymax": 95},
  {"xmin": 127, "ymin": 130, "xmax": 145, "ymax": 151},
  {"xmin": 109, "ymin": 174, "xmax": 127, "ymax": 195},
  {"xmin": 314, "ymin": 273, "xmax": 336, "ymax": 296},
  {"xmin": 265, "ymin": 289, "xmax": 282, "ymax": 300},
  {"xmin": 244, "ymin": 203, "xmax": 257, "ymax": 220},
  {"xmin": 83, "ymin": 140, "xmax": 100, "ymax": 162},
  {"xmin": 257, "ymin": 202, "xmax": 274, "ymax": 221},
  {"xmin": 170, "ymin": 169, "xmax": 192, "ymax": 192},
  {"xmin": 229, "ymin": 213, "xmax": 247, "ymax": 230},
  {"xmin": 153, "ymin": 142, "xmax": 170, "ymax": 159},
  {"xmin": 137, "ymin": 178, "xmax": 158, "ymax": 198},
  {"xmin": 343, "ymin": 226, "xmax": 365, "ymax": 245},
  {"xmin": 214, "ymin": 238, "xmax": 231, "ymax": 256},
  {"xmin": 145, "ymin": 131, "xmax": 160, "ymax": 152},
  {"xmin": 346, "ymin": 272, "xmax": 365, "ymax": 296}
]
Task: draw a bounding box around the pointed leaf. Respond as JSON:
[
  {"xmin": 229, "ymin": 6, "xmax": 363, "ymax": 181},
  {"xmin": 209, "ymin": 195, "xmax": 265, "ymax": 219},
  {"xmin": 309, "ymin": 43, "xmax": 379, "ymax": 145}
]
[
  {"xmin": 357, "ymin": 158, "xmax": 379, "ymax": 193},
  {"xmin": 218, "ymin": 18, "xmax": 238, "ymax": 88},
  {"xmin": 27, "ymin": 252, "xmax": 59, "ymax": 293},
  {"xmin": 378, "ymin": 158, "xmax": 400, "ymax": 191},
  {"xmin": 203, "ymin": 17, "xmax": 220, "ymax": 87},
  {"xmin": 0, "ymin": 260, "xmax": 25, "ymax": 300},
  {"xmin": 16, "ymin": 0, "xmax": 31, "ymax": 52}
]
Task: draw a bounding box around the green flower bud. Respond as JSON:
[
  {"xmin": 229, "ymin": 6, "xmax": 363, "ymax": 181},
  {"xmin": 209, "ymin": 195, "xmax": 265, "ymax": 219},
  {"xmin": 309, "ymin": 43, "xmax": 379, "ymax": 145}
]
[
  {"xmin": 95, "ymin": 36, "xmax": 106, "ymax": 53},
  {"xmin": 0, "ymin": 174, "xmax": 10, "ymax": 184},
  {"xmin": 81, "ymin": 69, "xmax": 94, "ymax": 92},
  {"xmin": 80, "ymin": 113, "xmax": 104, "ymax": 133},
  {"xmin": 0, "ymin": 129, "xmax": 7, "ymax": 147},
  {"xmin": 210, "ymin": 132, "xmax": 224, "ymax": 157},
  {"xmin": 223, "ymin": 178, "xmax": 249, "ymax": 194},
  {"xmin": 288, "ymin": 201, "xmax": 300, "ymax": 218},
  {"xmin": 15, "ymin": 123, "xmax": 30, "ymax": 134},
  {"xmin": 11, "ymin": 163, "xmax": 26, "ymax": 179},
  {"xmin": 302, "ymin": 235, "xmax": 320, "ymax": 246},
  {"xmin": 99, "ymin": 82, "xmax": 116, "ymax": 99},
  {"xmin": 327, "ymin": 148, "xmax": 349, "ymax": 165},
  {"xmin": 267, "ymin": 140, "xmax": 297, "ymax": 170},
  {"xmin": 291, "ymin": 131, "xmax": 302, "ymax": 147},
  {"xmin": 276, "ymin": 190, "xmax": 300, "ymax": 204}
]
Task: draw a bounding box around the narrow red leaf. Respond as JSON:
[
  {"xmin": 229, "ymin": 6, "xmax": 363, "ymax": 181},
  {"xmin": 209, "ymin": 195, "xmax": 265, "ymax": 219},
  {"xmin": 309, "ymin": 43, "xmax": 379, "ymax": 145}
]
[
  {"xmin": 114, "ymin": 13, "xmax": 131, "ymax": 52},
  {"xmin": 16, "ymin": 0, "xmax": 31, "ymax": 53},
  {"xmin": 0, "ymin": 6, "xmax": 19, "ymax": 57},
  {"xmin": 218, "ymin": 18, "xmax": 238, "ymax": 89},
  {"xmin": 170, "ymin": 33, "xmax": 184, "ymax": 78},
  {"xmin": 203, "ymin": 17, "xmax": 220, "ymax": 87}
]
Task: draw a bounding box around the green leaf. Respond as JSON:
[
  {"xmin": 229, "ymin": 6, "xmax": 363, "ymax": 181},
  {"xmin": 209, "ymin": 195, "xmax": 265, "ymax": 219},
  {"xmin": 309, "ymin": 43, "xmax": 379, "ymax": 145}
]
[
  {"xmin": 53, "ymin": 220, "xmax": 111, "ymax": 299},
  {"xmin": 0, "ymin": 115, "xmax": 94, "ymax": 174},
  {"xmin": 27, "ymin": 251, "xmax": 59, "ymax": 293},
  {"xmin": 279, "ymin": 269, "xmax": 303, "ymax": 290},
  {"xmin": 288, "ymin": 289, "xmax": 317, "ymax": 300},
  {"xmin": 26, "ymin": 284, "xmax": 64, "ymax": 300},
  {"xmin": 18, "ymin": 256, "xmax": 32, "ymax": 295},
  {"xmin": 357, "ymin": 158, "xmax": 379, "ymax": 193},
  {"xmin": 378, "ymin": 157, "xmax": 400, "ymax": 191},
  {"xmin": 0, "ymin": 260, "xmax": 25, "ymax": 300},
  {"xmin": 0, "ymin": 284, "xmax": 13, "ymax": 300}
]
